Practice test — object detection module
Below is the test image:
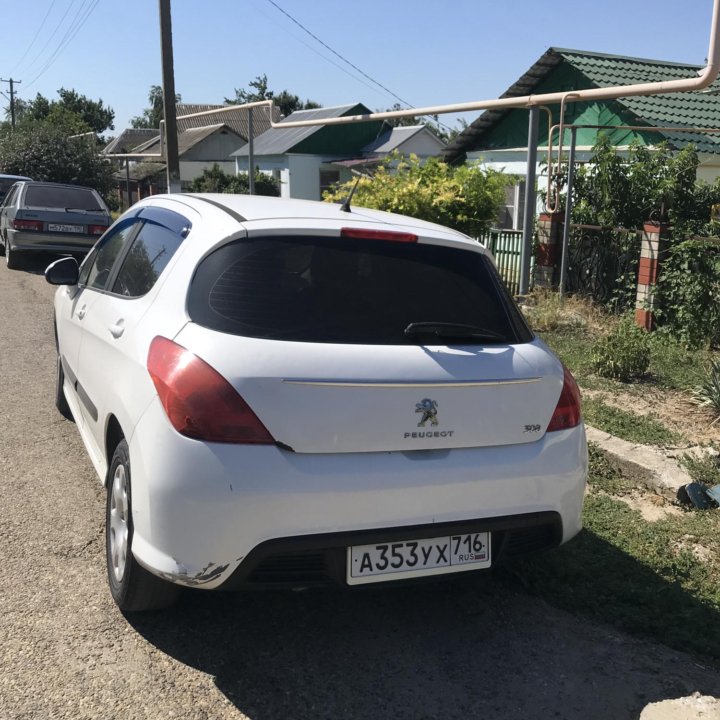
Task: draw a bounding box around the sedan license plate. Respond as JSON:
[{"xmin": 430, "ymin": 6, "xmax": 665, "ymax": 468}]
[
  {"xmin": 347, "ymin": 532, "xmax": 490, "ymax": 585},
  {"xmin": 48, "ymin": 223, "xmax": 84, "ymax": 233}
]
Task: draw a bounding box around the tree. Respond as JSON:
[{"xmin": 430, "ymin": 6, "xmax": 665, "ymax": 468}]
[
  {"xmin": 225, "ymin": 74, "xmax": 320, "ymax": 117},
  {"xmin": 7, "ymin": 88, "xmax": 114, "ymax": 134},
  {"xmin": 323, "ymin": 153, "xmax": 509, "ymax": 237},
  {"xmin": 189, "ymin": 163, "xmax": 280, "ymax": 196},
  {"xmin": 131, "ymin": 85, "xmax": 182, "ymax": 129},
  {"xmin": 0, "ymin": 122, "xmax": 114, "ymax": 201}
]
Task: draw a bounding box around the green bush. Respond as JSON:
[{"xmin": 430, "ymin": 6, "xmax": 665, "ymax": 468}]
[
  {"xmin": 655, "ymin": 237, "xmax": 720, "ymax": 348},
  {"xmin": 591, "ymin": 315, "xmax": 651, "ymax": 381},
  {"xmin": 189, "ymin": 163, "xmax": 279, "ymax": 196},
  {"xmin": 693, "ymin": 359, "xmax": 720, "ymax": 421}
]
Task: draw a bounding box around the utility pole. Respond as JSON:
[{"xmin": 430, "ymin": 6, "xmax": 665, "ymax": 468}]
[
  {"xmin": 158, "ymin": 0, "xmax": 181, "ymax": 193},
  {"xmin": 1, "ymin": 78, "xmax": 21, "ymax": 129}
]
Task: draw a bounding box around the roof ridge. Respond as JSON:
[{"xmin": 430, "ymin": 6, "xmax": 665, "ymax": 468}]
[{"xmin": 551, "ymin": 47, "xmax": 702, "ymax": 69}]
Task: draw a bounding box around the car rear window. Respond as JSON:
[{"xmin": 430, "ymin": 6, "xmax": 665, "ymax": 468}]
[
  {"xmin": 187, "ymin": 235, "xmax": 532, "ymax": 345},
  {"xmin": 24, "ymin": 185, "xmax": 103, "ymax": 211}
]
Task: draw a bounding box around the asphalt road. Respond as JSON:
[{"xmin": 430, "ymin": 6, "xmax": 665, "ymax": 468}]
[{"xmin": 1, "ymin": 253, "xmax": 719, "ymax": 720}]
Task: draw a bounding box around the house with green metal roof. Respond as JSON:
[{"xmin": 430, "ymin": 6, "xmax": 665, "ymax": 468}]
[
  {"xmin": 233, "ymin": 103, "xmax": 446, "ymax": 200},
  {"xmin": 443, "ymin": 48, "xmax": 720, "ymax": 228}
]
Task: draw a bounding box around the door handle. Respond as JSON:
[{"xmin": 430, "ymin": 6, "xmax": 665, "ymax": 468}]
[
  {"xmin": 109, "ymin": 320, "xmax": 125, "ymax": 338},
  {"xmin": 77, "ymin": 305, "xmax": 87, "ymax": 320}
]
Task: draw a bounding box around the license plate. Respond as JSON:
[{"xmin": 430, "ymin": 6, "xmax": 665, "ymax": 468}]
[
  {"xmin": 347, "ymin": 532, "xmax": 491, "ymax": 585},
  {"xmin": 48, "ymin": 223, "xmax": 83, "ymax": 233}
]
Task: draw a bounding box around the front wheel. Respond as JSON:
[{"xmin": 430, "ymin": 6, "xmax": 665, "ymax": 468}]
[
  {"xmin": 55, "ymin": 355, "xmax": 72, "ymax": 420},
  {"xmin": 106, "ymin": 439, "xmax": 179, "ymax": 612}
]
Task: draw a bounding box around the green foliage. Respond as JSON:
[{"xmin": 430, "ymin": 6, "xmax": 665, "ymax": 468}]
[
  {"xmin": 681, "ymin": 451, "xmax": 720, "ymax": 486},
  {"xmin": 654, "ymin": 237, "xmax": 720, "ymax": 348},
  {"xmin": 0, "ymin": 122, "xmax": 113, "ymax": 199},
  {"xmin": 693, "ymin": 359, "xmax": 720, "ymax": 420},
  {"xmin": 568, "ymin": 136, "xmax": 716, "ymax": 232},
  {"xmin": 591, "ymin": 315, "xmax": 651, "ymax": 381},
  {"xmin": 188, "ymin": 163, "xmax": 279, "ymax": 196},
  {"xmin": 11, "ymin": 88, "xmax": 114, "ymax": 134},
  {"xmin": 323, "ymin": 153, "xmax": 508, "ymax": 237},
  {"xmin": 582, "ymin": 397, "xmax": 685, "ymax": 446},
  {"xmin": 131, "ymin": 85, "xmax": 182, "ymax": 130},
  {"xmin": 225, "ymin": 74, "xmax": 320, "ymax": 117}
]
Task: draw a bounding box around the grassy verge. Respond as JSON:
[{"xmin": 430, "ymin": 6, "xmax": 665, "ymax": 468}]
[
  {"xmin": 582, "ymin": 396, "xmax": 685, "ymax": 446},
  {"xmin": 505, "ymin": 446, "xmax": 720, "ymax": 661}
]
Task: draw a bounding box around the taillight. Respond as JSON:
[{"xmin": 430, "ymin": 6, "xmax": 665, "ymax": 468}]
[
  {"xmin": 147, "ymin": 336, "xmax": 274, "ymax": 444},
  {"xmin": 546, "ymin": 366, "xmax": 582, "ymax": 432},
  {"xmin": 12, "ymin": 219, "xmax": 43, "ymax": 232},
  {"xmin": 88, "ymin": 224, "xmax": 108, "ymax": 235},
  {"xmin": 341, "ymin": 227, "xmax": 418, "ymax": 243}
]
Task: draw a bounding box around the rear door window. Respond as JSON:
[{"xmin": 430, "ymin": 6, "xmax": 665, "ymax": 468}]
[
  {"xmin": 187, "ymin": 235, "xmax": 532, "ymax": 344},
  {"xmin": 111, "ymin": 221, "xmax": 185, "ymax": 297}
]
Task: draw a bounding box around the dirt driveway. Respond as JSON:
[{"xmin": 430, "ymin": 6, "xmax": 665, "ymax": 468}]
[{"xmin": 1, "ymin": 255, "xmax": 719, "ymax": 720}]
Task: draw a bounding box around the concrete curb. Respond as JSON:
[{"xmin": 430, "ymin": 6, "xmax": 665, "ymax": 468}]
[{"xmin": 585, "ymin": 425, "xmax": 693, "ymax": 500}]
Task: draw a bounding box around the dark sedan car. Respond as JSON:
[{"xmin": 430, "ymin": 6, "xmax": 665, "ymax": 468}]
[{"xmin": 0, "ymin": 181, "xmax": 111, "ymax": 269}]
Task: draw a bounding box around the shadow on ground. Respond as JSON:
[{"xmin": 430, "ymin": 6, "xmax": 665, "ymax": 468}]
[{"xmin": 129, "ymin": 531, "xmax": 720, "ymax": 720}]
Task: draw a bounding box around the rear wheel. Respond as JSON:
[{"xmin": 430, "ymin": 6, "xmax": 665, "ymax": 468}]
[
  {"xmin": 5, "ymin": 241, "xmax": 19, "ymax": 269},
  {"xmin": 106, "ymin": 439, "xmax": 179, "ymax": 612}
]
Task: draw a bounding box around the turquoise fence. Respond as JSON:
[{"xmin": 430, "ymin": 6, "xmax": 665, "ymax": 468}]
[{"xmin": 480, "ymin": 229, "xmax": 526, "ymax": 297}]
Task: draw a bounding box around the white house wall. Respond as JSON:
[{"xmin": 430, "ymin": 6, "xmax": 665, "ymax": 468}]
[
  {"xmin": 396, "ymin": 132, "xmax": 446, "ymax": 157},
  {"xmin": 287, "ymin": 155, "xmax": 324, "ymax": 200}
]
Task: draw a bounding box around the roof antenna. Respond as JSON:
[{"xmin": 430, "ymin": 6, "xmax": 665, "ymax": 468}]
[{"xmin": 339, "ymin": 175, "xmax": 361, "ymax": 213}]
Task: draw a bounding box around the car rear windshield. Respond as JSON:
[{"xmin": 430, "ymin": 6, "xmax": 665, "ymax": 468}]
[
  {"xmin": 187, "ymin": 235, "xmax": 533, "ymax": 345},
  {"xmin": 24, "ymin": 185, "xmax": 103, "ymax": 211}
]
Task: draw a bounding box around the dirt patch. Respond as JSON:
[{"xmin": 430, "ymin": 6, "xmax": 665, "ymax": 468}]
[{"xmin": 583, "ymin": 387, "xmax": 720, "ymax": 446}]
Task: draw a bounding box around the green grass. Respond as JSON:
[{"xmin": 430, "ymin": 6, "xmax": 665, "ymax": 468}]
[
  {"xmin": 506, "ymin": 446, "xmax": 720, "ymax": 661},
  {"xmin": 540, "ymin": 328, "xmax": 718, "ymax": 394},
  {"xmin": 582, "ymin": 396, "xmax": 685, "ymax": 446}
]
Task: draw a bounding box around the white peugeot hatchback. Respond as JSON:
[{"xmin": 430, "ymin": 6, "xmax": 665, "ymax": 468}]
[{"xmin": 45, "ymin": 194, "xmax": 587, "ymax": 612}]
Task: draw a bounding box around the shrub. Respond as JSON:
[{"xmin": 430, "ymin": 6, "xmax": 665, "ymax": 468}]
[
  {"xmin": 693, "ymin": 359, "xmax": 720, "ymax": 422},
  {"xmin": 189, "ymin": 163, "xmax": 279, "ymax": 196},
  {"xmin": 591, "ymin": 315, "xmax": 651, "ymax": 381},
  {"xmin": 654, "ymin": 237, "xmax": 720, "ymax": 348},
  {"xmin": 323, "ymin": 153, "xmax": 509, "ymax": 237}
]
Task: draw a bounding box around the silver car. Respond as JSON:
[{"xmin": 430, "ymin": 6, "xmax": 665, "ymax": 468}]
[{"xmin": 0, "ymin": 181, "xmax": 111, "ymax": 269}]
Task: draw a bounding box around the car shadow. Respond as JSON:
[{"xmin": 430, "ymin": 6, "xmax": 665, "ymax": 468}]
[{"xmin": 128, "ymin": 531, "xmax": 720, "ymax": 720}]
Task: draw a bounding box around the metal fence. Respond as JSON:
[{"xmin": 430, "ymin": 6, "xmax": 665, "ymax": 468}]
[
  {"xmin": 480, "ymin": 229, "xmax": 525, "ymax": 296},
  {"xmin": 564, "ymin": 224, "xmax": 639, "ymax": 311}
]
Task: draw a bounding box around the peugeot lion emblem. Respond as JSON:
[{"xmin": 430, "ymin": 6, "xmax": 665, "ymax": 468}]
[{"xmin": 415, "ymin": 398, "xmax": 439, "ymax": 427}]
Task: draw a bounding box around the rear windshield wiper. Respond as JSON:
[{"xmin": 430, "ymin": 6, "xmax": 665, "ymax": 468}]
[
  {"xmin": 404, "ymin": 322, "xmax": 507, "ymax": 342},
  {"xmin": 65, "ymin": 207, "xmax": 103, "ymax": 213}
]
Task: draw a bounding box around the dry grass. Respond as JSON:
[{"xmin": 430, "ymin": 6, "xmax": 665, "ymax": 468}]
[{"xmin": 522, "ymin": 289, "xmax": 609, "ymax": 333}]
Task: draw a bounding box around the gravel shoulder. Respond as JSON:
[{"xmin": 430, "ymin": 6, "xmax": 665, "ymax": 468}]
[{"xmin": 1, "ymin": 256, "xmax": 719, "ymax": 720}]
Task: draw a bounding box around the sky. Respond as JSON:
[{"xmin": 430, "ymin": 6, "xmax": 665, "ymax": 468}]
[{"xmin": 0, "ymin": 0, "xmax": 717, "ymax": 137}]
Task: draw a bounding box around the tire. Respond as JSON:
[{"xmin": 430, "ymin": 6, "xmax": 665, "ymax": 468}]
[
  {"xmin": 55, "ymin": 355, "xmax": 72, "ymax": 420},
  {"xmin": 106, "ymin": 439, "xmax": 179, "ymax": 612},
  {"xmin": 5, "ymin": 241, "xmax": 19, "ymax": 270}
]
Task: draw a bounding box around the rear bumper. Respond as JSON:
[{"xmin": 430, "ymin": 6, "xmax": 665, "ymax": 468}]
[
  {"xmin": 7, "ymin": 229, "xmax": 96, "ymax": 253},
  {"xmin": 219, "ymin": 511, "xmax": 562, "ymax": 589},
  {"xmin": 128, "ymin": 398, "xmax": 588, "ymax": 589}
]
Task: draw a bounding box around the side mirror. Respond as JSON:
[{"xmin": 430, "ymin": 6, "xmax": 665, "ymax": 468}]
[{"xmin": 45, "ymin": 256, "xmax": 79, "ymax": 286}]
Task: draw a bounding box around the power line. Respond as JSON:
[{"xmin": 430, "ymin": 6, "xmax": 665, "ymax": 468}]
[
  {"xmin": 23, "ymin": 0, "xmax": 78, "ymax": 75},
  {"xmin": 11, "ymin": 0, "xmax": 58, "ymax": 74},
  {"xmin": 24, "ymin": 0, "xmax": 101, "ymax": 90},
  {"xmin": 246, "ymin": 0, "xmax": 383, "ymax": 99},
  {"xmin": 264, "ymin": 0, "xmax": 453, "ymax": 133}
]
